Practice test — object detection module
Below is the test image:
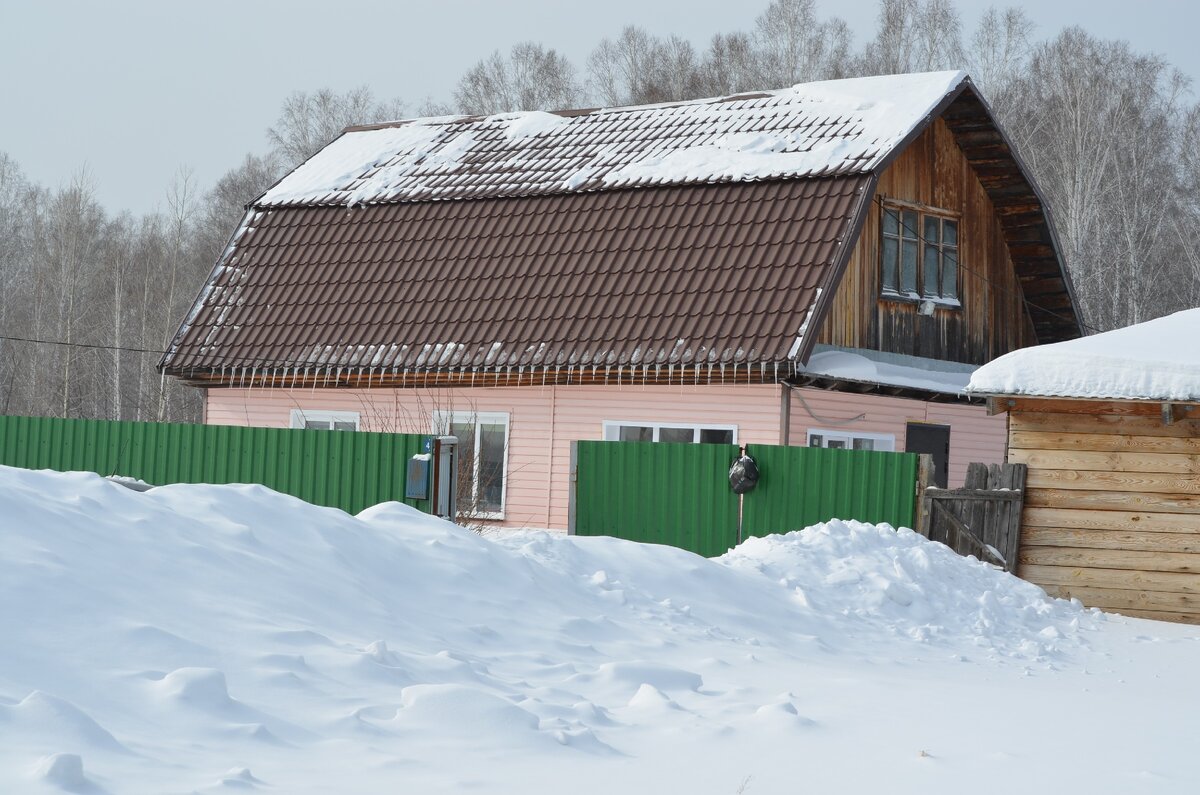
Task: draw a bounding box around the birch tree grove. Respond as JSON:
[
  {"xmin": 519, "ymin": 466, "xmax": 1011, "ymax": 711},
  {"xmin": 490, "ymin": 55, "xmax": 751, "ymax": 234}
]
[{"xmin": 1, "ymin": 0, "xmax": 1197, "ymax": 422}]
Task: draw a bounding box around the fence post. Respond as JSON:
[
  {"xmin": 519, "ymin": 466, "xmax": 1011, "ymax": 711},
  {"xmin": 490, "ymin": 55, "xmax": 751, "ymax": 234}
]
[
  {"xmin": 567, "ymin": 440, "xmax": 578, "ymax": 535},
  {"xmin": 915, "ymin": 453, "xmax": 934, "ymax": 536}
]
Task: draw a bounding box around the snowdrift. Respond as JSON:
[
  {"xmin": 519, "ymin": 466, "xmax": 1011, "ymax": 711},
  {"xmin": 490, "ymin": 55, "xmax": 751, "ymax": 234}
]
[{"xmin": 1, "ymin": 466, "xmax": 1197, "ymax": 793}]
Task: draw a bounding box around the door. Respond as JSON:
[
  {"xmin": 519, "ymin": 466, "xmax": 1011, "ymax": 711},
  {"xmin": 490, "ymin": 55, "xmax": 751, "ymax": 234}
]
[{"xmin": 905, "ymin": 422, "xmax": 950, "ymax": 488}]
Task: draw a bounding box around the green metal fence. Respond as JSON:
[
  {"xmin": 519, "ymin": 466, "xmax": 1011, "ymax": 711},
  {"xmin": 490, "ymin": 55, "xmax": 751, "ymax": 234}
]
[
  {"xmin": 0, "ymin": 414, "xmax": 430, "ymax": 516},
  {"xmin": 741, "ymin": 444, "xmax": 918, "ymax": 538},
  {"xmin": 570, "ymin": 440, "xmax": 919, "ymax": 557},
  {"xmin": 571, "ymin": 440, "xmax": 740, "ymax": 558}
]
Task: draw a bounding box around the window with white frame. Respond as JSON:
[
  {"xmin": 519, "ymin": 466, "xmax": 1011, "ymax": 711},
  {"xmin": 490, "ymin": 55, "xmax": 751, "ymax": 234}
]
[
  {"xmin": 290, "ymin": 409, "xmax": 360, "ymax": 431},
  {"xmin": 433, "ymin": 411, "xmax": 509, "ymax": 519},
  {"xmin": 806, "ymin": 429, "xmax": 895, "ymax": 452},
  {"xmin": 602, "ymin": 421, "xmax": 737, "ymax": 445}
]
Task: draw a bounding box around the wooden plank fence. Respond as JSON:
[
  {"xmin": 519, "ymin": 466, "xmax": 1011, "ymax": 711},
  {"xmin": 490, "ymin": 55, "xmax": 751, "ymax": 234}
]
[{"xmin": 918, "ymin": 461, "xmax": 1027, "ymax": 571}]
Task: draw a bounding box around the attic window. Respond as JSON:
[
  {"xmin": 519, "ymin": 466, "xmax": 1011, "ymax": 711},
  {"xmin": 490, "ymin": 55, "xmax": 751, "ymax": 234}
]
[{"xmin": 881, "ymin": 205, "xmax": 959, "ymax": 304}]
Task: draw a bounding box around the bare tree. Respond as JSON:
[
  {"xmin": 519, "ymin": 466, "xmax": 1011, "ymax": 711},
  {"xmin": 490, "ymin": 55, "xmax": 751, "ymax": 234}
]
[
  {"xmin": 454, "ymin": 42, "xmax": 581, "ymax": 114},
  {"xmin": 967, "ymin": 6, "xmax": 1035, "ymax": 115},
  {"xmin": 698, "ymin": 32, "xmax": 760, "ymax": 96},
  {"xmin": 267, "ymin": 87, "xmax": 406, "ymax": 168},
  {"xmin": 1003, "ymin": 27, "xmax": 1190, "ymax": 330},
  {"xmin": 754, "ymin": 0, "xmax": 853, "ymax": 86},
  {"xmin": 858, "ymin": 0, "xmax": 966, "ymax": 75}
]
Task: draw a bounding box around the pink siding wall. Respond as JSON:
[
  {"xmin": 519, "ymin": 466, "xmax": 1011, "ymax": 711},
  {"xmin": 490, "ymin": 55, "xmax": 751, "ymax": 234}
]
[
  {"xmin": 206, "ymin": 383, "xmax": 1005, "ymax": 530},
  {"xmin": 205, "ymin": 383, "xmax": 782, "ymax": 531},
  {"xmin": 786, "ymin": 388, "xmax": 1007, "ymax": 487}
]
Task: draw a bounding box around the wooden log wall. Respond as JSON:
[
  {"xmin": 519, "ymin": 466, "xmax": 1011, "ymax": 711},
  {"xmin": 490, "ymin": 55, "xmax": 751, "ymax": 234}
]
[
  {"xmin": 817, "ymin": 117, "xmax": 1039, "ymax": 365},
  {"xmin": 1007, "ymin": 398, "xmax": 1200, "ymax": 624}
]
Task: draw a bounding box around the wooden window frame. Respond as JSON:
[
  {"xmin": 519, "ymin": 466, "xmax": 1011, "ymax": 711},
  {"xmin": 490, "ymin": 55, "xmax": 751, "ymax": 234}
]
[
  {"xmin": 289, "ymin": 409, "xmax": 360, "ymax": 431},
  {"xmin": 602, "ymin": 420, "xmax": 738, "ymax": 445},
  {"xmin": 432, "ymin": 410, "xmax": 510, "ymax": 521},
  {"xmin": 806, "ymin": 429, "xmax": 896, "ymax": 452},
  {"xmin": 880, "ymin": 201, "xmax": 961, "ymax": 307}
]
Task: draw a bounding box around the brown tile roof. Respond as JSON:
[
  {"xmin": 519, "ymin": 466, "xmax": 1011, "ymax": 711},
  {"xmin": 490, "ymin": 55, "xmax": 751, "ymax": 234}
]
[
  {"xmin": 161, "ymin": 72, "xmax": 1081, "ymax": 386},
  {"xmin": 165, "ymin": 177, "xmax": 872, "ymax": 381}
]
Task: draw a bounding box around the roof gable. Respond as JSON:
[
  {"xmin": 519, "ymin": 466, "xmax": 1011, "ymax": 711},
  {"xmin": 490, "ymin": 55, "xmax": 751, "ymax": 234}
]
[{"xmin": 259, "ymin": 71, "xmax": 967, "ymax": 207}]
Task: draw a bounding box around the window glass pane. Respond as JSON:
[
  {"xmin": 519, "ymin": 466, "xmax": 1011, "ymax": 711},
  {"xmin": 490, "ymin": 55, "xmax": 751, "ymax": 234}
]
[
  {"xmin": 901, "ymin": 240, "xmax": 918, "ymax": 293},
  {"xmin": 619, "ymin": 425, "xmax": 653, "ymax": 442},
  {"xmin": 923, "ymin": 215, "xmax": 940, "ymax": 244},
  {"xmin": 332, "ymin": 421, "xmax": 356, "ymax": 432},
  {"xmin": 826, "ymin": 439, "xmax": 847, "ymax": 449},
  {"xmin": 659, "ymin": 427, "xmax": 695, "ymax": 444},
  {"xmin": 304, "ymin": 420, "xmax": 327, "ymax": 430},
  {"xmin": 943, "ymin": 248, "xmax": 958, "ymax": 299},
  {"xmin": 923, "ymin": 244, "xmax": 940, "ymax": 297},
  {"xmin": 477, "ymin": 422, "xmax": 506, "ymax": 514},
  {"xmin": 943, "ymin": 220, "xmax": 957, "ymax": 247},
  {"xmin": 699, "ymin": 428, "xmax": 734, "ymax": 445},
  {"xmin": 853, "ymin": 438, "xmax": 875, "ymax": 451},
  {"xmin": 883, "ymin": 208, "xmax": 899, "ymax": 236},
  {"xmin": 808, "ymin": 434, "xmax": 823, "ymax": 447},
  {"xmin": 450, "ymin": 421, "xmax": 476, "ymax": 468},
  {"xmin": 881, "ymin": 235, "xmax": 898, "ymax": 292},
  {"xmin": 901, "ymin": 211, "xmax": 918, "ymax": 239}
]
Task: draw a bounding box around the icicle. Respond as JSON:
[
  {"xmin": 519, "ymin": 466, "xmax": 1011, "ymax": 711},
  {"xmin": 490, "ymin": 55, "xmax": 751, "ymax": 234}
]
[{"xmin": 773, "ymin": 361, "xmax": 779, "ymax": 382}]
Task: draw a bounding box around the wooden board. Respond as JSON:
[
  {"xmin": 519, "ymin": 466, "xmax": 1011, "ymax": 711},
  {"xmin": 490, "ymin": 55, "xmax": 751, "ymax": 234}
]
[
  {"xmin": 1010, "ymin": 411, "xmax": 1200, "ymax": 438},
  {"xmin": 1022, "ymin": 527, "xmax": 1200, "ymax": 553},
  {"xmin": 1022, "ymin": 506, "xmax": 1200, "ymax": 533},
  {"xmin": 1009, "ymin": 430, "xmax": 1200, "ymax": 455},
  {"xmin": 1023, "ymin": 488, "xmax": 1200, "ymax": 514},
  {"xmin": 1102, "ymin": 608, "xmax": 1200, "ymax": 625},
  {"xmin": 1020, "ymin": 563, "xmax": 1200, "ymax": 594},
  {"xmin": 1020, "ymin": 546, "xmax": 1200, "ymax": 574},
  {"xmin": 1005, "ymin": 398, "xmax": 1199, "ymax": 417},
  {"xmin": 1039, "ymin": 584, "xmax": 1200, "ymax": 616},
  {"xmin": 1009, "ymin": 448, "xmax": 1200, "ymax": 474},
  {"xmin": 1025, "ymin": 469, "xmax": 1200, "ymax": 496}
]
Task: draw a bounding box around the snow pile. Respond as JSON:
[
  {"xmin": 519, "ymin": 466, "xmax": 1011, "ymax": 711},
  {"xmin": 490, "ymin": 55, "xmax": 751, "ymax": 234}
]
[
  {"xmin": 256, "ymin": 71, "xmax": 966, "ymax": 208},
  {"xmin": 968, "ymin": 308, "xmax": 1200, "ymax": 401},
  {"xmin": 2, "ymin": 466, "xmax": 1199, "ymax": 793}
]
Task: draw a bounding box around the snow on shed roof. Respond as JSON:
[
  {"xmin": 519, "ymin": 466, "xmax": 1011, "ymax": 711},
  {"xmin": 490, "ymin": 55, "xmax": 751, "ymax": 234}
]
[
  {"xmin": 258, "ymin": 71, "xmax": 968, "ymax": 207},
  {"xmin": 967, "ymin": 308, "xmax": 1200, "ymax": 402}
]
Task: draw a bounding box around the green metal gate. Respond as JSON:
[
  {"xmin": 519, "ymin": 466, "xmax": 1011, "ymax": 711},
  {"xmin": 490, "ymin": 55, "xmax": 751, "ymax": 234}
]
[
  {"xmin": 741, "ymin": 444, "xmax": 918, "ymax": 538},
  {"xmin": 570, "ymin": 440, "xmax": 919, "ymax": 556},
  {"xmin": 0, "ymin": 414, "xmax": 430, "ymax": 516},
  {"xmin": 571, "ymin": 440, "xmax": 740, "ymax": 558}
]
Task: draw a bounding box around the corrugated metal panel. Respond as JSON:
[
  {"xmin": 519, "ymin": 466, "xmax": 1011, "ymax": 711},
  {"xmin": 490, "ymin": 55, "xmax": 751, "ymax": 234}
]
[
  {"xmin": 0, "ymin": 415, "xmax": 429, "ymax": 516},
  {"xmin": 573, "ymin": 440, "xmax": 740, "ymax": 558},
  {"xmin": 162, "ymin": 177, "xmax": 869, "ymax": 381},
  {"xmin": 742, "ymin": 445, "xmax": 918, "ymax": 534}
]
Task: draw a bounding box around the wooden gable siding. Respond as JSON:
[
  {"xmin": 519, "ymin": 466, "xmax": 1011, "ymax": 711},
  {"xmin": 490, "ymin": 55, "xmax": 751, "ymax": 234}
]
[
  {"xmin": 817, "ymin": 117, "xmax": 1038, "ymax": 365},
  {"xmin": 1006, "ymin": 398, "xmax": 1200, "ymax": 624}
]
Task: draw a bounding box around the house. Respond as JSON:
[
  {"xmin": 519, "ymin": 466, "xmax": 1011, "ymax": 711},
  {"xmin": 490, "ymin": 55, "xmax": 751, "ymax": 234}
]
[
  {"xmin": 968, "ymin": 308, "xmax": 1200, "ymax": 624},
  {"xmin": 160, "ymin": 70, "xmax": 1081, "ymax": 531}
]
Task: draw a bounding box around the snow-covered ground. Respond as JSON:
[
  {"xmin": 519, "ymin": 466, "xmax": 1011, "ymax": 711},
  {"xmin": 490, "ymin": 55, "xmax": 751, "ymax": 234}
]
[{"xmin": 2, "ymin": 466, "xmax": 1198, "ymax": 793}]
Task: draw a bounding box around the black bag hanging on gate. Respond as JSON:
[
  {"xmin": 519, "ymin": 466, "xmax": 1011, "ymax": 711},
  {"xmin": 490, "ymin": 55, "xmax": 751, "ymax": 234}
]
[{"xmin": 729, "ymin": 454, "xmax": 759, "ymax": 494}]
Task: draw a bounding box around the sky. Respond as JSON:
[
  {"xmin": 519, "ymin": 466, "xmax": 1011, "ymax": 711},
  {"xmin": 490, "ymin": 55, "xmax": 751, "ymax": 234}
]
[{"xmin": 3, "ymin": 0, "xmax": 1199, "ymax": 214}]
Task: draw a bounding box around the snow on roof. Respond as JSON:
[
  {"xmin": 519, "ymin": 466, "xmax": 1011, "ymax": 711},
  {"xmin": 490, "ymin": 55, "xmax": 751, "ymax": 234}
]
[
  {"xmin": 801, "ymin": 346, "xmax": 977, "ymax": 396},
  {"xmin": 259, "ymin": 71, "xmax": 968, "ymax": 207},
  {"xmin": 967, "ymin": 308, "xmax": 1200, "ymax": 402}
]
